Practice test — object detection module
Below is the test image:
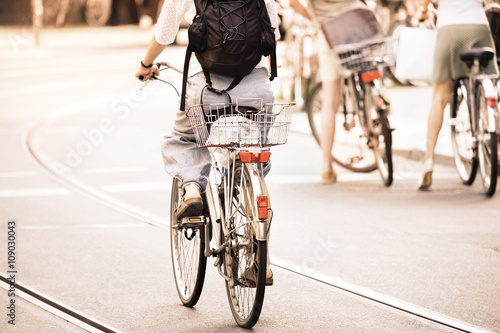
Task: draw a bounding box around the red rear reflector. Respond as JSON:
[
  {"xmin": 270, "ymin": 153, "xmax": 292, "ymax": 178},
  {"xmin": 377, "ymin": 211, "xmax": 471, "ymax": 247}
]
[
  {"xmin": 239, "ymin": 152, "xmax": 271, "ymax": 163},
  {"xmin": 257, "ymin": 195, "xmax": 268, "ymax": 219},
  {"xmin": 486, "ymin": 97, "xmax": 497, "ymax": 108},
  {"xmin": 361, "ymin": 70, "xmax": 381, "ymax": 83}
]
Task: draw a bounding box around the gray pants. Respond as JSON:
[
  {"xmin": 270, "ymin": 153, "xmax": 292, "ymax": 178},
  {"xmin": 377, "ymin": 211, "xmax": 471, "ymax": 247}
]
[{"xmin": 161, "ymin": 67, "xmax": 274, "ymax": 190}]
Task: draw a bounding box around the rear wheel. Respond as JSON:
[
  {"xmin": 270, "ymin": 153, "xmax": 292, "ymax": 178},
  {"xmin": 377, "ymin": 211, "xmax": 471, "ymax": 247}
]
[
  {"xmin": 307, "ymin": 81, "xmax": 377, "ymax": 172},
  {"xmin": 170, "ymin": 178, "xmax": 206, "ymax": 307},
  {"xmin": 364, "ymin": 83, "xmax": 393, "ymax": 186},
  {"xmin": 224, "ymin": 163, "xmax": 267, "ymax": 328},
  {"xmin": 450, "ymin": 79, "xmax": 478, "ymax": 185},
  {"xmin": 475, "ymin": 82, "xmax": 498, "ymax": 196}
]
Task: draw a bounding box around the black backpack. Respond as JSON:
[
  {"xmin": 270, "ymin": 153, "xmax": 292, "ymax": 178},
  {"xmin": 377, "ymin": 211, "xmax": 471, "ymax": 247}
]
[{"xmin": 180, "ymin": 0, "xmax": 278, "ymax": 110}]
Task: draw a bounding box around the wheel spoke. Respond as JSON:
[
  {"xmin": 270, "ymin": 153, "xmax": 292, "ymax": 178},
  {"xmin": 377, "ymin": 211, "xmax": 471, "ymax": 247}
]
[{"xmin": 170, "ymin": 178, "xmax": 206, "ymax": 307}]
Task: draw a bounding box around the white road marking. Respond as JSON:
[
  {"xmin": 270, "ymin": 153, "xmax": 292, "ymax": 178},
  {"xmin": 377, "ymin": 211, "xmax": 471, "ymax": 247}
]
[
  {"xmin": 81, "ymin": 166, "xmax": 148, "ymax": 174},
  {"xmin": 0, "ymin": 81, "xmax": 84, "ymax": 98},
  {"xmin": 0, "ymin": 188, "xmax": 72, "ymax": 197},
  {"xmin": 22, "ymin": 223, "xmax": 150, "ymax": 230},
  {"xmin": 0, "ymin": 171, "xmax": 39, "ymax": 178},
  {"xmin": 101, "ymin": 181, "xmax": 171, "ymax": 193}
]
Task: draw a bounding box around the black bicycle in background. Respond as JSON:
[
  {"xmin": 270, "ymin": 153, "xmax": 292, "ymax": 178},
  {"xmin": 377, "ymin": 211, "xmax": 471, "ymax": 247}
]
[{"xmin": 449, "ymin": 47, "xmax": 498, "ymax": 197}]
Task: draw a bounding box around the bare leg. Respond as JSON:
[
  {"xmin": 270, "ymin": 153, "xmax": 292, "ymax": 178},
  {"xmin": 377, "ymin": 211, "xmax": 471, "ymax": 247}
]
[
  {"xmin": 419, "ymin": 79, "xmax": 452, "ymax": 189},
  {"xmin": 424, "ymin": 80, "xmax": 453, "ymax": 161},
  {"xmin": 321, "ymin": 79, "xmax": 342, "ymax": 177}
]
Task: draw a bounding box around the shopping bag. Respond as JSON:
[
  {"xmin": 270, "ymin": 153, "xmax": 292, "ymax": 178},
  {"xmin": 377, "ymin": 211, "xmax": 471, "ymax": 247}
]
[
  {"xmin": 395, "ymin": 27, "xmax": 437, "ymax": 82},
  {"xmin": 321, "ymin": 8, "xmax": 385, "ymax": 47}
]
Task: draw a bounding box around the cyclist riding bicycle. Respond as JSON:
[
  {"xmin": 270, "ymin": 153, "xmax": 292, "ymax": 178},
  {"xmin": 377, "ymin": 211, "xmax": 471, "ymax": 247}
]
[
  {"xmin": 288, "ymin": 0, "xmax": 382, "ymax": 184},
  {"xmin": 134, "ymin": 0, "xmax": 280, "ymax": 284},
  {"xmin": 416, "ymin": 0, "xmax": 499, "ymax": 190}
]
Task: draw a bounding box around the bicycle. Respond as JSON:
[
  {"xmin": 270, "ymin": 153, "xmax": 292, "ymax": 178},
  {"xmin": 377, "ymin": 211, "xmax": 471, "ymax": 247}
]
[
  {"xmin": 145, "ymin": 62, "xmax": 293, "ymax": 327},
  {"xmin": 279, "ymin": 11, "xmax": 319, "ymax": 109},
  {"xmin": 449, "ymin": 47, "xmax": 498, "ymax": 197},
  {"xmin": 306, "ymin": 37, "xmax": 395, "ymax": 186}
]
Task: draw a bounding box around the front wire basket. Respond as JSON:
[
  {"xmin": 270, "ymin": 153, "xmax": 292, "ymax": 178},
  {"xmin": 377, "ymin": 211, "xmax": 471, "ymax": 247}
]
[
  {"xmin": 186, "ymin": 103, "xmax": 294, "ymax": 148},
  {"xmin": 333, "ymin": 36, "xmax": 396, "ymax": 75}
]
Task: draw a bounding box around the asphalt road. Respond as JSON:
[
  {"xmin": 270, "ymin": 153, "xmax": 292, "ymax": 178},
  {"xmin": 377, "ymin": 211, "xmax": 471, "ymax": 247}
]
[{"xmin": 0, "ymin": 26, "xmax": 499, "ymax": 333}]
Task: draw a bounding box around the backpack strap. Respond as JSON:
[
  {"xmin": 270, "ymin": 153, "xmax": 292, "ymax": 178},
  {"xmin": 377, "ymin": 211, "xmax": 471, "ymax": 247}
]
[
  {"xmin": 269, "ymin": 42, "xmax": 277, "ymax": 81},
  {"xmin": 203, "ymin": 68, "xmax": 245, "ymax": 96},
  {"xmin": 180, "ymin": 47, "xmax": 192, "ymax": 111},
  {"xmin": 180, "ymin": 0, "xmax": 209, "ymax": 111}
]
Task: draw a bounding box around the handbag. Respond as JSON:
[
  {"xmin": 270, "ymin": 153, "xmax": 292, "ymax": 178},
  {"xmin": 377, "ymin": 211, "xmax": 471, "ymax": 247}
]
[
  {"xmin": 394, "ymin": 27, "xmax": 437, "ymax": 83},
  {"xmin": 320, "ymin": 8, "xmax": 385, "ymax": 47}
]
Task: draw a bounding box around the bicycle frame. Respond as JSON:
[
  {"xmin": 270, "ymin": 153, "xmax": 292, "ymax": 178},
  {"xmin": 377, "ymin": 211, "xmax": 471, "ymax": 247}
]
[{"xmin": 345, "ymin": 72, "xmax": 390, "ymax": 133}]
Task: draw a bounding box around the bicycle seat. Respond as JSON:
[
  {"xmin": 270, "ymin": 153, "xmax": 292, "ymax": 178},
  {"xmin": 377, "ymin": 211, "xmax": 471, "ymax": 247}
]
[{"xmin": 459, "ymin": 47, "xmax": 495, "ymax": 68}]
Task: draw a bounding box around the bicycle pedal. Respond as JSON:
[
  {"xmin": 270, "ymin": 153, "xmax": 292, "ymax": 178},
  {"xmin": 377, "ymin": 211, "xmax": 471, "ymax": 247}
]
[
  {"xmin": 180, "ymin": 216, "xmax": 206, "ymax": 227},
  {"xmin": 242, "ymin": 280, "xmax": 257, "ymax": 288}
]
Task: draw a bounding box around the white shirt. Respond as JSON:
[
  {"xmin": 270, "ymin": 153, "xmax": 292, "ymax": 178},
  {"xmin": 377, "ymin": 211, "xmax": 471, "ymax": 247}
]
[
  {"xmin": 154, "ymin": 0, "xmax": 281, "ymax": 45},
  {"xmin": 437, "ymin": 0, "xmax": 488, "ymax": 29}
]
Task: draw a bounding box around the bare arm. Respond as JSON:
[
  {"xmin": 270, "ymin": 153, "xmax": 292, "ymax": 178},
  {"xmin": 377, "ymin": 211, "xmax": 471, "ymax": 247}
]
[{"xmin": 135, "ymin": 35, "xmax": 168, "ymax": 81}]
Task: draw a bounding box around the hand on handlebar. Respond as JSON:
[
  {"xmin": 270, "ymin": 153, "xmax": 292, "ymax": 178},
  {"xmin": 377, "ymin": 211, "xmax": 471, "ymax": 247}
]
[{"xmin": 135, "ymin": 64, "xmax": 159, "ymax": 82}]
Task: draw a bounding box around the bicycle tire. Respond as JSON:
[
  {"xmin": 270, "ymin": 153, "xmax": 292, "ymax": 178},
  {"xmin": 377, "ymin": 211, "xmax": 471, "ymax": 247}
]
[
  {"xmin": 170, "ymin": 177, "xmax": 207, "ymax": 307},
  {"xmin": 306, "ymin": 82, "xmax": 378, "ymax": 173},
  {"xmin": 364, "ymin": 83, "xmax": 394, "ymax": 186},
  {"xmin": 224, "ymin": 162, "xmax": 267, "ymax": 328},
  {"xmin": 475, "ymin": 81, "xmax": 498, "ymax": 196},
  {"xmin": 450, "ymin": 79, "xmax": 478, "ymax": 185}
]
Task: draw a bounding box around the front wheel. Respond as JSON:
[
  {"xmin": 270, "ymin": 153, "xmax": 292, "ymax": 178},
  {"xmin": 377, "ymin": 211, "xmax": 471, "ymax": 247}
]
[
  {"xmin": 450, "ymin": 79, "xmax": 478, "ymax": 185},
  {"xmin": 364, "ymin": 83, "xmax": 393, "ymax": 186},
  {"xmin": 224, "ymin": 162, "xmax": 267, "ymax": 328},
  {"xmin": 475, "ymin": 82, "xmax": 498, "ymax": 196},
  {"xmin": 170, "ymin": 177, "xmax": 207, "ymax": 307}
]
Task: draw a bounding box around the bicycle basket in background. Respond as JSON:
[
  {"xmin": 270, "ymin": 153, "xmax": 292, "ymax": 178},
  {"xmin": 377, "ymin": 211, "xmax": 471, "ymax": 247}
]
[
  {"xmin": 186, "ymin": 103, "xmax": 293, "ymax": 147},
  {"xmin": 334, "ymin": 36, "xmax": 396, "ymax": 75},
  {"xmin": 320, "ymin": 8, "xmax": 385, "ymax": 48}
]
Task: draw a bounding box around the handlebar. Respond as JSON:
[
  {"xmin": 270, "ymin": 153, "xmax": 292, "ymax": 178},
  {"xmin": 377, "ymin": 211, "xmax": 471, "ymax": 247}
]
[
  {"xmin": 139, "ymin": 61, "xmax": 183, "ymax": 81},
  {"xmin": 157, "ymin": 61, "xmax": 183, "ymax": 74}
]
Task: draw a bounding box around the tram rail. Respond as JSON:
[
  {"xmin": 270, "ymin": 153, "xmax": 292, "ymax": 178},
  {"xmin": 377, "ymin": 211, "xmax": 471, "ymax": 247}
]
[{"xmin": 0, "ymin": 274, "xmax": 122, "ymax": 333}]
